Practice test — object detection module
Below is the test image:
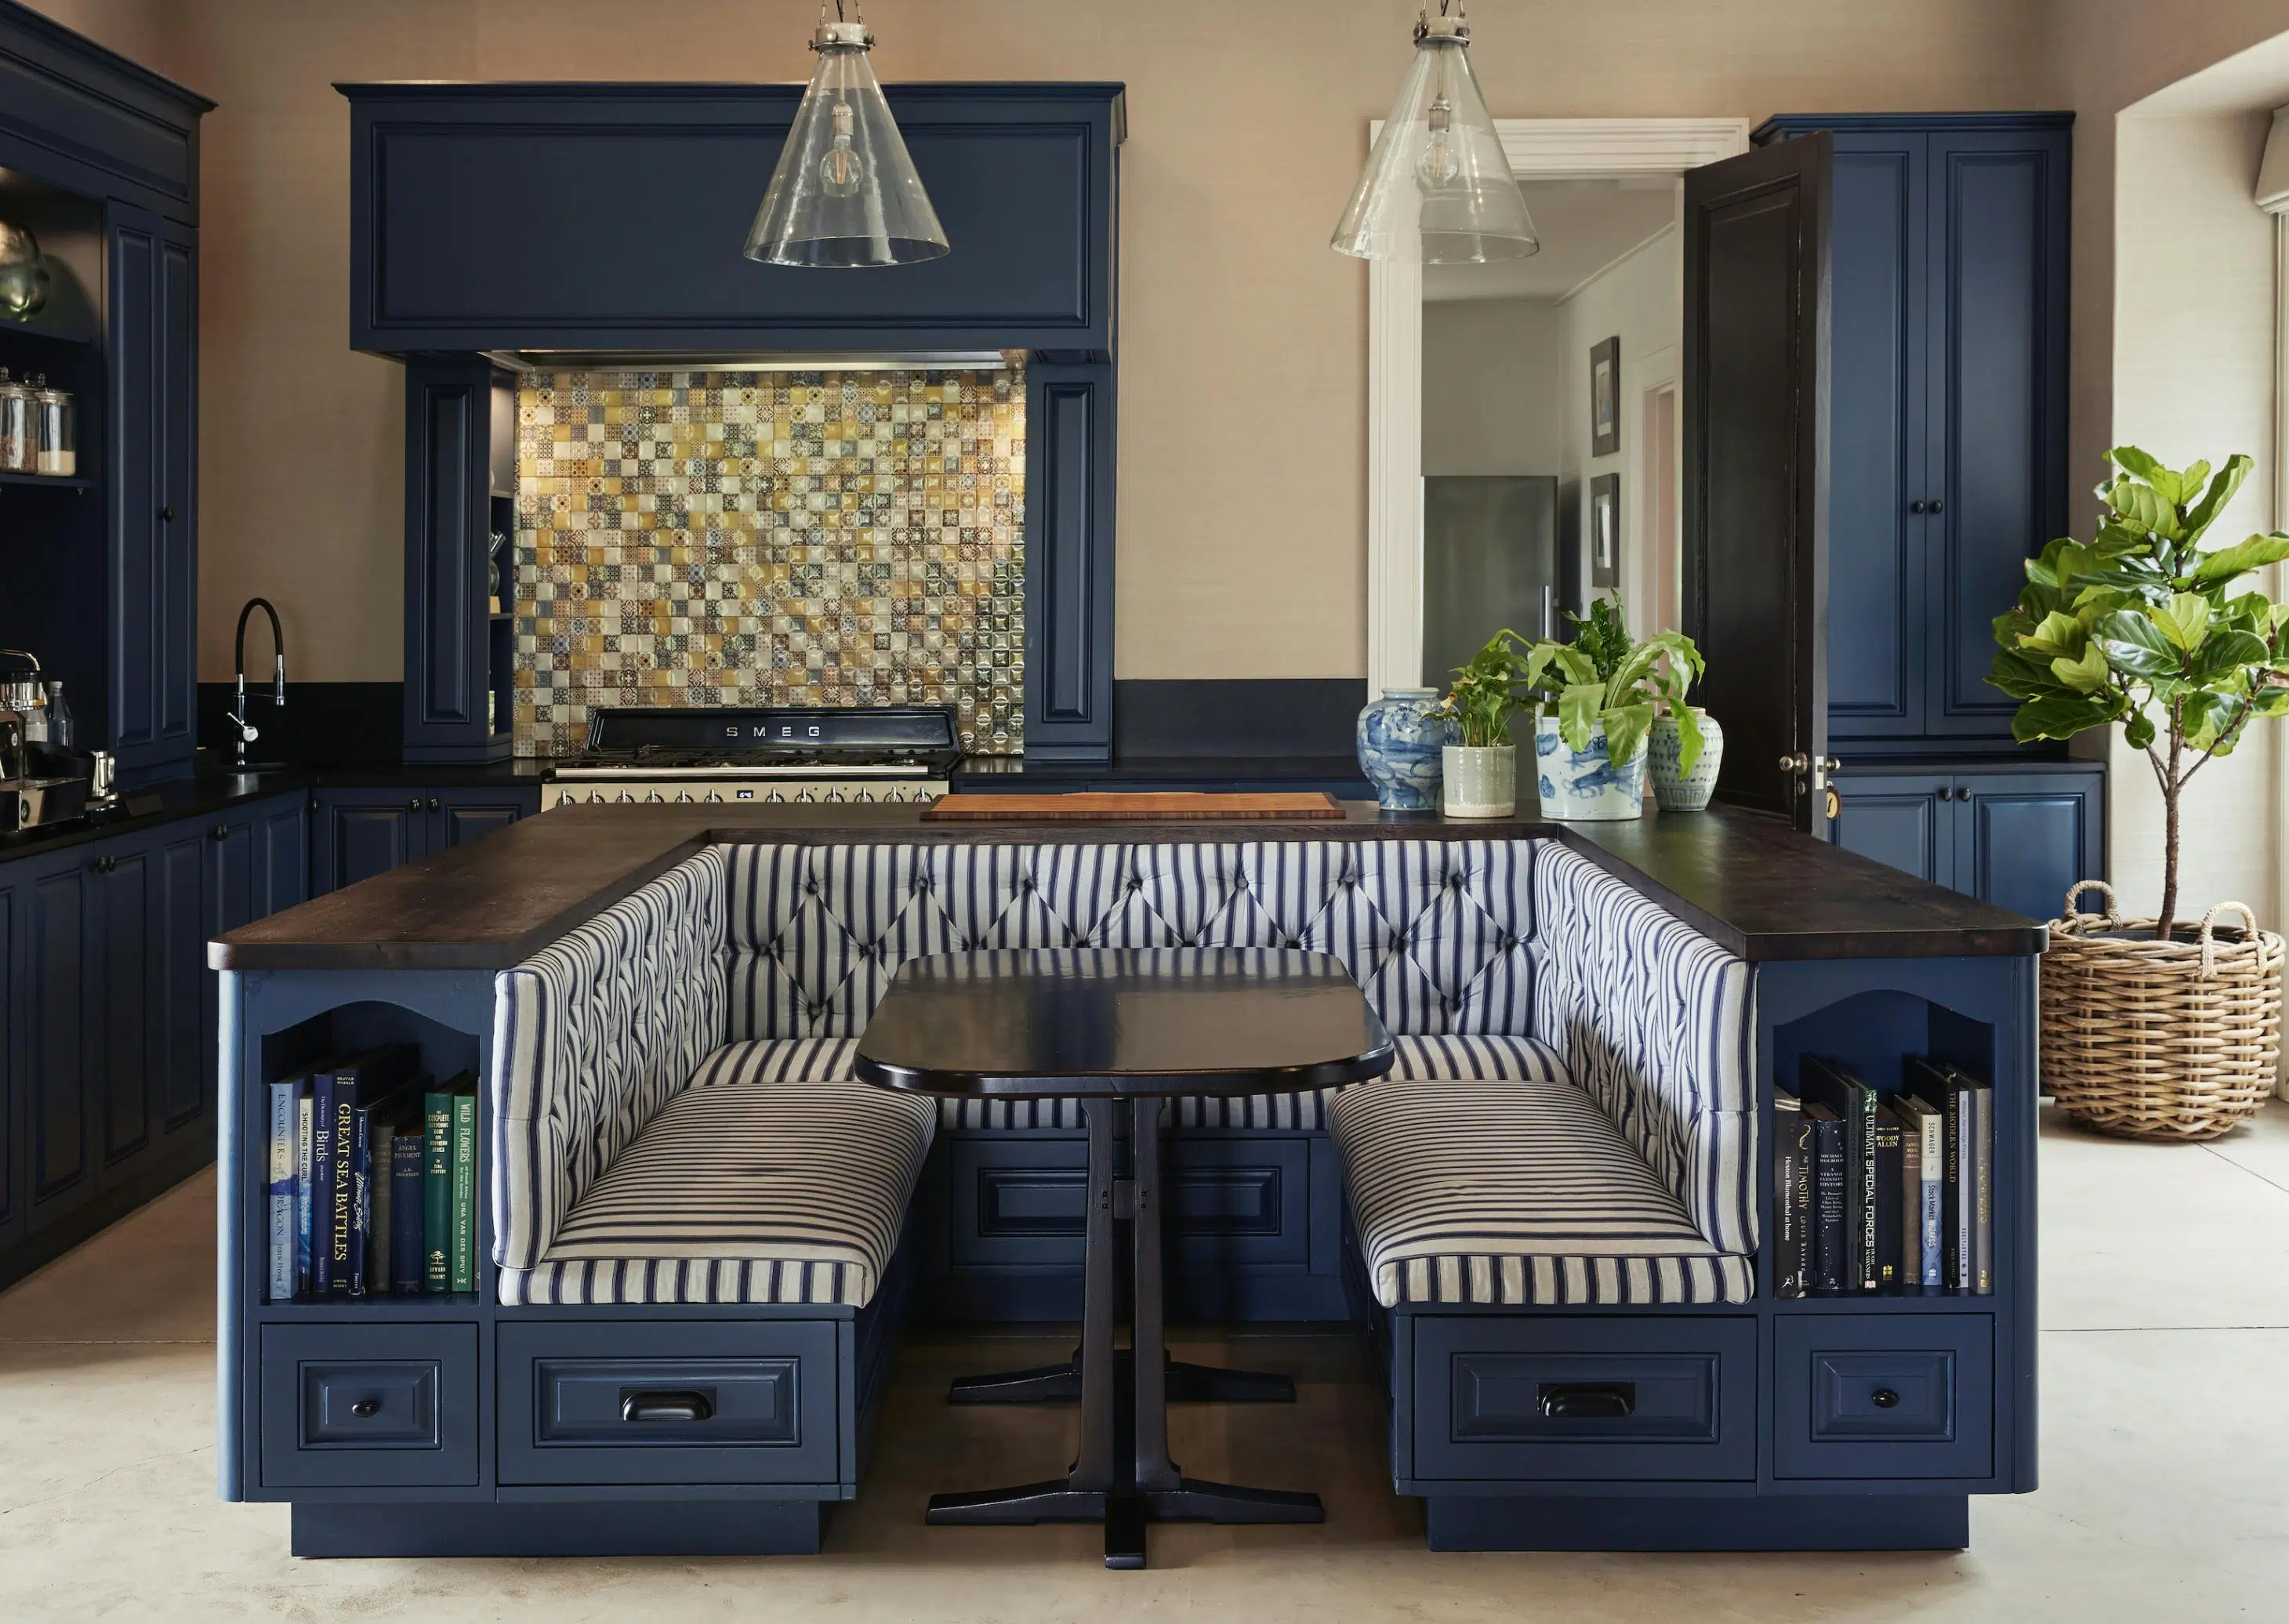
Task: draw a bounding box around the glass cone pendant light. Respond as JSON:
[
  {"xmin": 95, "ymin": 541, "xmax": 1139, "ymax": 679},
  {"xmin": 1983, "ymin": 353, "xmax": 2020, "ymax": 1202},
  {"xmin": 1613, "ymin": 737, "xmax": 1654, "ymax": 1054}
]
[
  {"xmin": 744, "ymin": 0, "xmax": 949, "ymax": 268},
  {"xmin": 1331, "ymin": 2, "xmax": 1538, "ymax": 264}
]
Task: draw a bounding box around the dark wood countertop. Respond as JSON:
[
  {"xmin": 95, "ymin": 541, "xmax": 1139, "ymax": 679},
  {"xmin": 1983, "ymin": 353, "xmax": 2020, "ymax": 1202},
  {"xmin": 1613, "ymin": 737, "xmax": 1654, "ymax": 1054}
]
[{"xmin": 209, "ymin": 800, "xmax": 2047, "ymax": 973}]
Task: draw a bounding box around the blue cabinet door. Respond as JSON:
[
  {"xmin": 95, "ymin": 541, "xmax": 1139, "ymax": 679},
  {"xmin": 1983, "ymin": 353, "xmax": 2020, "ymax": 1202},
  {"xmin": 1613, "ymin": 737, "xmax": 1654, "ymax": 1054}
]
[
  {"xmin": 433, "ymin": 786, "xmax": 538, "ymax": 850},
  {"xmin": 24, "ymin": 853, "xmax": 91, "ymax": 1230},
  {"xmin": 0, "ymin": 872, "xmax": 19, "ymax": 1253},
  {"xmin": 311, "ymin": 789, "xmax": 428, "ymax": 896},
  {"xmin": 151, "ymin": 822, "xmax": 208, "ymax": 1151},
  {"xmin": 1827, "ymin": 772, "xmax": 1953, "ymax": 885},
  {"xmin": 1924, "ymin": 126, "xmax": 2070, "ymax": 739},
  {"xmin": 1824, "ymin": 132, "xmax": 1928, "ymax": 740},
  {"xmin": 1957, "ymin": 769, "xmax": 2102, "ymax": 924},
  {"xmin": 90, "ymin": 836, "xmax": 154, "ymax": 1183}
]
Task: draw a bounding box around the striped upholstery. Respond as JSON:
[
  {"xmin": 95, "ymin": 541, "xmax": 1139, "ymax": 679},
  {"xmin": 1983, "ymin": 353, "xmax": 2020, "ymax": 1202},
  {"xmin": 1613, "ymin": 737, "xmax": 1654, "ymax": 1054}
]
[
  {"xmin": 1330, "ymin": 1075, "xmax": 1754, "ymax": 1307},
  {"xmin": 721, "ymin": 840, "xmax": 1538, "ymax": 1132},
  {"xmin": 1532, "ymin": 843, "xmax": 1756, "ymax": 1254},
  {"xmin": 498, "ymin": 1053, "xmax": 934, "ymax": 1307},
  {"xmin": 492, "ymin": 849, "xmax": 728, "ymax": 1276}
]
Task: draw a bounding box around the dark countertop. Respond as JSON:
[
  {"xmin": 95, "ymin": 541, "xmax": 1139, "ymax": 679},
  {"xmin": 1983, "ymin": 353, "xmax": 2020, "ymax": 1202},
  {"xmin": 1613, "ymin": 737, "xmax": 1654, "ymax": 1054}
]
[
  {"xmin": 954, "ymin": 756, "xmax": 1371, "ymax": 792},
  {"xmin": 209, "ymin": 799, "xmax": 2047, "ymax": 973}
]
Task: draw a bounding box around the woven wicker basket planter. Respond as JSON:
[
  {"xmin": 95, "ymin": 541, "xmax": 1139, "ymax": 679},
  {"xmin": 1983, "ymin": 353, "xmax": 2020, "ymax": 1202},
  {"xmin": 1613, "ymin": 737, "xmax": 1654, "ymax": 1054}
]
[{"xmin": 2042, "ymin": 882, "xmax": 2284, "ymax": 1141}]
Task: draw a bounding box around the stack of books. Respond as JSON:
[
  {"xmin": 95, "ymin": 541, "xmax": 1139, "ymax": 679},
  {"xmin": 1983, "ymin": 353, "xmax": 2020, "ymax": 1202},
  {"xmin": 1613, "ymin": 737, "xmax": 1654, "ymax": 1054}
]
[
  {"xmin": 1773, "ymin": 1055, "xmax": 1993, "ymax": 1298},
  {"xmin": 263, "ymin": 1049, "xmax": 481, "ymax": 1301}
]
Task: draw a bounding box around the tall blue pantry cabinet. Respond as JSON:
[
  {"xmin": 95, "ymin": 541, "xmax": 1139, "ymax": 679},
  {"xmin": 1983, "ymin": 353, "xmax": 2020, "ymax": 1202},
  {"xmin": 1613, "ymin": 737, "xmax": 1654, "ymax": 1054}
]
[{"xmin": 1755, "ymin": 115, "xmax": 2105, "ymax": 909}]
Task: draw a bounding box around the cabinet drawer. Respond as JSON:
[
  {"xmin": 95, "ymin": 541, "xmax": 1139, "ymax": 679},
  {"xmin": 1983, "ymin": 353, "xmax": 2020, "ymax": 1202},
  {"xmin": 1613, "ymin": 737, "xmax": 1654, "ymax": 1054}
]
[
  {"xmin": 1413, "ymin": 1316, "xmax": 1757, "ymax": 1483},
  {"xmin": 1774, "ymin": 1314, "xmax": 1993, "ymax": 1480},
  {"xmin": 497, "ymin": 1321, "xmax": 840, "ymax": 1486},
  {"xmin": 259, "ymin": 1323, "xmax": 479, "ymax": 1488},
  {"xmin": 949, "ymin": 1136, "xmax": 1313, "ymax": 1270}
]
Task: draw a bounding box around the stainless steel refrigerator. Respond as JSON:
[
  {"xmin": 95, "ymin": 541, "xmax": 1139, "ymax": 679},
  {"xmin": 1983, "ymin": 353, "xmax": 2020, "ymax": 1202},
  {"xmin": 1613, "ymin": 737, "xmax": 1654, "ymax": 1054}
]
[{"xmin": 1421, "ymin": 474, "xmax": 1560, "ymax": 690}]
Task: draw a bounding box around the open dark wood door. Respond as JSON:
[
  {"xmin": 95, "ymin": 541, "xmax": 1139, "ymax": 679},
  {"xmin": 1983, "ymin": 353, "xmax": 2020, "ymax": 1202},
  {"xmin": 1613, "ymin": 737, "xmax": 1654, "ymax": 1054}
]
[{"xmin": 1683, "ymin": 134, "xmax": 1833, "ymax": 834}]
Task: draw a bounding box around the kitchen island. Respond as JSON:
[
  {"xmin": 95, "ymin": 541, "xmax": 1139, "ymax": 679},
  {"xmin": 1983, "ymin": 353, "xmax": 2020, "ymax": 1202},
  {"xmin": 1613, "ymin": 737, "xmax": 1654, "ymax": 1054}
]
[{"xmin": 211, "ymin": 800, "xmax": 2041, "ymax": 1556}]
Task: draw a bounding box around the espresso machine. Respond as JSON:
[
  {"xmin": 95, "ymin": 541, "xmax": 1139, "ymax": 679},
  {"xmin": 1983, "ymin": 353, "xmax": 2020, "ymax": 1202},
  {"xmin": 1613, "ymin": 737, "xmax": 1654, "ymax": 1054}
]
[{"xmin": 0, "ymin": 648, "xmax": 111, "ymax": 835}]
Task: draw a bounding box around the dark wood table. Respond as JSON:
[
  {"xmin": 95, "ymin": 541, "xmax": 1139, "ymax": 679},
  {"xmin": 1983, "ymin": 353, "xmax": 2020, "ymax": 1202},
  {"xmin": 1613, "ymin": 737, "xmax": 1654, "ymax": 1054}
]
[{"xmin": 854, "ymin": 948, "xmax": 1395, "ymax": 1569}]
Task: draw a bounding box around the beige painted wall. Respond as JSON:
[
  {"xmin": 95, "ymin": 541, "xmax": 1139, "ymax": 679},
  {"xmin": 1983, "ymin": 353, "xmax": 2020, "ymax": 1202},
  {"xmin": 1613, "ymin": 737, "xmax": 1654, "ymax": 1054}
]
[
  {"xmin": 28, "ymin": 0, "xmax": 2059, "ymax": 686},
  {"xmin": 2106, "ymin": 110, "xmax": 2280, "ymax": 925},
  {"xmin": 1422, "ymin": 299, "xmax": 1563, "ymax": 477}
]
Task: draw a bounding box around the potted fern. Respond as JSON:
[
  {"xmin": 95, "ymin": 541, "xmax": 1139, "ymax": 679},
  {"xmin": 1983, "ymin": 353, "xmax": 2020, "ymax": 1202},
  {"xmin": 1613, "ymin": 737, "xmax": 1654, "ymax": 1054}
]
[
  {"xmin": 1436, "ymin": 599, "xmax": 1707, "ymax": 821},
  {"xmin": 1991, "ymin": 447, "xmax": 2289, "ymax": 1138}
]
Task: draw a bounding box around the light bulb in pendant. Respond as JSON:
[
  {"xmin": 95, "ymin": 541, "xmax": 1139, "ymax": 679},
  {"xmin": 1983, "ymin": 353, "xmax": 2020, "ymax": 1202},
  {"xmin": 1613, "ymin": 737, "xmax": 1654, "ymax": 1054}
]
[
  {"xmin": 1417, "ymin": 95, "xmax": 1461, "ymax": 192},
  {"xmin": 818, "ymin": 100, "xmax": 867, "ymax": 198}
]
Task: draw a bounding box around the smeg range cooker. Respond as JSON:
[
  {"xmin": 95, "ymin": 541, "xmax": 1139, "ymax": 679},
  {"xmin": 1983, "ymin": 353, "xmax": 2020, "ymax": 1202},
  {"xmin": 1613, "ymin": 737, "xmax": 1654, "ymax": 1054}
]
[{"xmin": 540, "ymin": 705, "xmax": 962, "ymax": 810}]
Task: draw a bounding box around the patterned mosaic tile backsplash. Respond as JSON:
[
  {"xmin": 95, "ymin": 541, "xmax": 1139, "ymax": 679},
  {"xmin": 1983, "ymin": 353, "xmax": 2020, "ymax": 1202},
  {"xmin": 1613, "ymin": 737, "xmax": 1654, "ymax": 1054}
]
[{"xmin": 513, "ymin": 364, "xmax": 1025, "ymax": 757}]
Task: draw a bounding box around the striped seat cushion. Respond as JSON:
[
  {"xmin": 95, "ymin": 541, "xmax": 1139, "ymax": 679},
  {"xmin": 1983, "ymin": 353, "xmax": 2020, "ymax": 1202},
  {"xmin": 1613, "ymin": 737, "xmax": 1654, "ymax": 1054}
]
[
  {"xmin": 497, "ymin": 1044, "xmax": 935, "ymax": 1307},
  {"xmin": 937, "ymin": 1032, "xmax": 1571, "ymax": 1133},
  {"xmin": 1328, "ymin": 1073, "xmax": 1753, "ymax": 1308}
]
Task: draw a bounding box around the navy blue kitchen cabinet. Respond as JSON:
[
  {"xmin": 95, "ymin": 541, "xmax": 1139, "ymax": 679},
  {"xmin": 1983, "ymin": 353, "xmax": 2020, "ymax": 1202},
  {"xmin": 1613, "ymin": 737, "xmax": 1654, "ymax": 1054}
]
[
  {"xmin": 339, "ymin": 84, "xmax": 1123, "ymax": 355},
  {"xmin": 0, "ymin": 4, "xmax": 209, "ymax": 790},
  {"xmin": 310, "ymin": 785, "xmax": 540, "ymax": 895},
  {"xmin": 1831, "ymin": 765, "xmax": 2103, "ymax": 922},
  {"xmin": 0, "ymin": 793, "xmax": 307, "ymax": 1289},
  {"xmin": 1758, "ymin": 115, "xmax": 2070, "ymax": 751}
]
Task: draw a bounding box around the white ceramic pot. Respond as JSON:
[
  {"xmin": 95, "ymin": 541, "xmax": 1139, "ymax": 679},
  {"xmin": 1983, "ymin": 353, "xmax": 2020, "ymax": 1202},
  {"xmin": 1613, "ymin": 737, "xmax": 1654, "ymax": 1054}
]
[
  {"xmin": 1533, "ymin": 715, "xmax": 1646, "ymax": 821},
  {"xmin": 1441, "ymin": 744, "xmax": 1516, "ymax": 818}
]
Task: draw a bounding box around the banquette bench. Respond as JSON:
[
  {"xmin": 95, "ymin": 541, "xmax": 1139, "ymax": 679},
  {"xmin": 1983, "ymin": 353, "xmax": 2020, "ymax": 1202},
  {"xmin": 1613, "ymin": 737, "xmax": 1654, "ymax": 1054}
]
[{"xmin": 213, "ymin": 814, "xmax": 2041, "ymax": 1557}]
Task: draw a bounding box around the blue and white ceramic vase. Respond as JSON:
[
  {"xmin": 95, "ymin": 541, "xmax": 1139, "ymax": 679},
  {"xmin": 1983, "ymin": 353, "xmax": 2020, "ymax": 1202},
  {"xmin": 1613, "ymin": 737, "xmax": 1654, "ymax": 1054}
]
[
  {"xmin": 1356, "ymin": 687, "xmax": 1449, "ymax": 810},
  {"xmin": 1534, "ymin": 714, "xmax": 1647, "ymax": 821},
  {"xmin": 1647, "ymin": 709, "xmax": 1724, "ymax": 813}
]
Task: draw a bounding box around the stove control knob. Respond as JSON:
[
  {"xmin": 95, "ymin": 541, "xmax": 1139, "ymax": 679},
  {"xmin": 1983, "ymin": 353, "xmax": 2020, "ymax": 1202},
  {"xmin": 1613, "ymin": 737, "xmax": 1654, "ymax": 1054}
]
[
  {"xmin": 674, "ymin": 791, "xmax": 694, "ymax": 803},
  {"xmin": 826, "ymin": 789, "xmax": 847, "ymax": 803},
  {"xmin": 766, "ymin": 790, "xmax": 787, "ymax": 804},
  {"xmin": 855, "ymin": 789, "xmax": 876, "ymax": 803},
  {"xmin": 705, "ymin": 791, "xmax": 724, "ymax": 803},
  {"xmin": 616, "ymin": 790, "xmax": 635, "ymax": 803},
  {"xmin": 795, "ymin": 788, "xmax": 818, "ymax": 803},
  {"xmin": 646, "ymin": 791, "xmax": 664, "ymax": 803}
]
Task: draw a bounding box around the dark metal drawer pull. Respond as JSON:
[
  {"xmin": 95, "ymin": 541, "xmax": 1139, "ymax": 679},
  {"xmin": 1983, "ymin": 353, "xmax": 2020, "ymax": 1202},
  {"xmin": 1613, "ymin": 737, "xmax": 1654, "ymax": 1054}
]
[
  {"xmin": 1539, "ymin": 1382, "xmax": 1635, "ymax": 1419},
  {"xmin": 620, "ymin": 1388, "xmax": 714, "ymax": 1424},
  {"xmin": 1871, "ymin": 1387, "xmax": 1900, "ymax": 1409},
  {"xmin": 349, "ymin": 1398, "xmax": 381, "ymax": 1419}
]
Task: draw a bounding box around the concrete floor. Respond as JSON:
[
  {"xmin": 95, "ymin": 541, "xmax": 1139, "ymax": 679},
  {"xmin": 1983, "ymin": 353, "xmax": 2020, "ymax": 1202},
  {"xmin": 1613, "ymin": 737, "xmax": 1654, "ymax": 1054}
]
[{"xmin": 2, "ymin": 1103, "xmax": 2286, "ymax": 1622}]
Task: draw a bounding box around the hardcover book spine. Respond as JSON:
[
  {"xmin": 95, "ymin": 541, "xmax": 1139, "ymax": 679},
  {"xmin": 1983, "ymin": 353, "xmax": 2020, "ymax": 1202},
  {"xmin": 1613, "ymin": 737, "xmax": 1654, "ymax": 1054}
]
[
  {"xmin": 1810, "ymin": 1112, "xmax": 1846, "ymax": 1296},
  {"xmin": 1912, "ymin": 1101, "xmax": 1945, "ymax": 1290},
  {"xmin": 1773, "ymin": 1099, "xmax": 1810, "ymax": 1299},
  {"xmin": 1852, "ymin": 1093, "xmax": 1877, "ymax": 1292},
  {"xmin": 423, "ymin": 1092, "xmax": 453, "ymax": 1293},
  {"xmin": 368, "ymin": 1122, "xmax": 394, "ymax": 1296},
  {"xmin": 1872, "ymin": 1108, "xmax": 1903, "ymax": 1292},
  {"xmin": 266, "ymin": 1082, "xmax": 299, "ymax": 1301},
  {"xmin": 1972, "ymin": 1083, "xmax": 1994, "ymax": 1296},
  {"xmin": 390, "ymin": 1130, "xmax": 426, "ymax": 1297},
  {"xmin": 450, "ymin": 1089, "xmax": 478, "ymax": 1294},
  {"xmin": 346, "ymin": 1106, "xmax": 371, "ymax": 1297},
  {"xmin": 310, "ymin": 1077, "xmax": 339, "ymax": 1296},
  {"xmin": 1951, "ymin": 1082, "xmax": 1972, "ymax": 1292},
  {"xmin": 296, "ymin": 1094, "xmax": 314, "ymax": 1296},
  {"xmin": 1899, "ymin": 1105, "xmax": 1923, "ymax": 1296}
]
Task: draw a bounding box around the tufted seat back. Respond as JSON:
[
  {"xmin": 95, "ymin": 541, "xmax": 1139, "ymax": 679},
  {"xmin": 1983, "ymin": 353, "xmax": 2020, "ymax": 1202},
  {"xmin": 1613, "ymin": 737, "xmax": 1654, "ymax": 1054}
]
[{"xmin": 720, "ymin": 840, "xmax": 1538, "ymax": 1042}]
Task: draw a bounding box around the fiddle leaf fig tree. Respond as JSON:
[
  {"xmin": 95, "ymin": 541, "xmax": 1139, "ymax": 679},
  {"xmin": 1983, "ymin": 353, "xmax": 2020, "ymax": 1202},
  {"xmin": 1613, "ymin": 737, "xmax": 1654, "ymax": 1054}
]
[{"xmin": 1992, "ymin": 447, "xmax": 2289, "ymax": 940}]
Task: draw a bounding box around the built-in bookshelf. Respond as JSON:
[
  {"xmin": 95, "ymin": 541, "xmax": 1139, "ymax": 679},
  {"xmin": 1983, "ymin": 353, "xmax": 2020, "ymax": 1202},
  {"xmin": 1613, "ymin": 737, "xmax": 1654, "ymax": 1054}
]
[
  {"xmin": 247, "ymin": 1001, "xmax": 485, "ymax": 1314},
  {"xmin": 1762, "ymin": 985, "xmax": 2017, "ymax": 1312}
]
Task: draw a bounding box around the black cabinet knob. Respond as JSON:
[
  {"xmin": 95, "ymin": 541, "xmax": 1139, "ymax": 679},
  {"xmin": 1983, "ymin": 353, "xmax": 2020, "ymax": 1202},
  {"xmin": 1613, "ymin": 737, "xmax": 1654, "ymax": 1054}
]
[
  {"xmin": 158, "ymin": 505, "xmax": 176, "ymax": 522},
  {"xmin": 211, "ymin": 823, "xmax": 228, "ymax": 841},
  {"xmin": 1871, "ymin": 1388, "xmax": 1900, "ymax": 1409},
  {"xmin": 407, "ymin": 799, "xmax": 423, "ymax": 814},
  {"xmin": 1928, "ymin": 498, "xmax": 1944, "ymax": 515},
  {"xmin": 93, "ymin": 854, "xmax": 116, "ymax": 874},
  {"xmin": 427, "ymin": 796, "xmax": 441, "ymax": 811},
  {"xmin": 349, "ymin": 1398, "xmax": 380, "ymax": 1419},
  {"xmin": 1909, "ymin": 498, "xmax": 1928, "ymax": 514}
]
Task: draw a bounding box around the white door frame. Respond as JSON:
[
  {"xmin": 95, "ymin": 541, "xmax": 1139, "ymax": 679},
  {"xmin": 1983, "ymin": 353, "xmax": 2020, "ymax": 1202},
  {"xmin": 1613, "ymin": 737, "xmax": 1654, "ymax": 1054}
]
[{"xmin": 1366, "ymin": 118, "xmax": 1751, "ymax": 693}]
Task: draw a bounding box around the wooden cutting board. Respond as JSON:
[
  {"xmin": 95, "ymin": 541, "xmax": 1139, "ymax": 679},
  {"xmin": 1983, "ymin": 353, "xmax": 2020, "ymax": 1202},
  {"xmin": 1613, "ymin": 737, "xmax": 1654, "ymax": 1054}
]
[{"xmin": 921, "ymin": 792, "xmax": 1347, "ymax": 822}]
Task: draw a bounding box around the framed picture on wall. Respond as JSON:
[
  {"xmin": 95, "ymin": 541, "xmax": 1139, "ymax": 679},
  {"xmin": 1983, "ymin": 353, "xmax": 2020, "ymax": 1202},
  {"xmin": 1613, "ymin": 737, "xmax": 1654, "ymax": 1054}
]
[
  {"xmin": 1589, "ymin": 472, "xmax": 1621, "ymax": 589},
  {"xmin": 1590, "ymin": 335, "xmax": 1621, "ymax": 458}
]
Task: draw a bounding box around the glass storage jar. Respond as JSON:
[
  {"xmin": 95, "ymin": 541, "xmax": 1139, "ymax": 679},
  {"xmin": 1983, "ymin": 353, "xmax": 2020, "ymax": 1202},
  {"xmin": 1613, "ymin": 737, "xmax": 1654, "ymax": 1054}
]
[
  {"xmin": 0, "ymin": 368, "xmax": 30, "ymax": 473},
  {"xmin": 31, "ymin": 378, "xmax": 73, "ymax": 477}
]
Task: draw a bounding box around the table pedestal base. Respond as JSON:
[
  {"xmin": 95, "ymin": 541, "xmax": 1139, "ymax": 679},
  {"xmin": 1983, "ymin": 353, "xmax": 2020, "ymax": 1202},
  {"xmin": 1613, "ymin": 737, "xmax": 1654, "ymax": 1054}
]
[{"xmin": 927, "ymin": 1099, "xmax": 1322, "ymax": 1568}]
